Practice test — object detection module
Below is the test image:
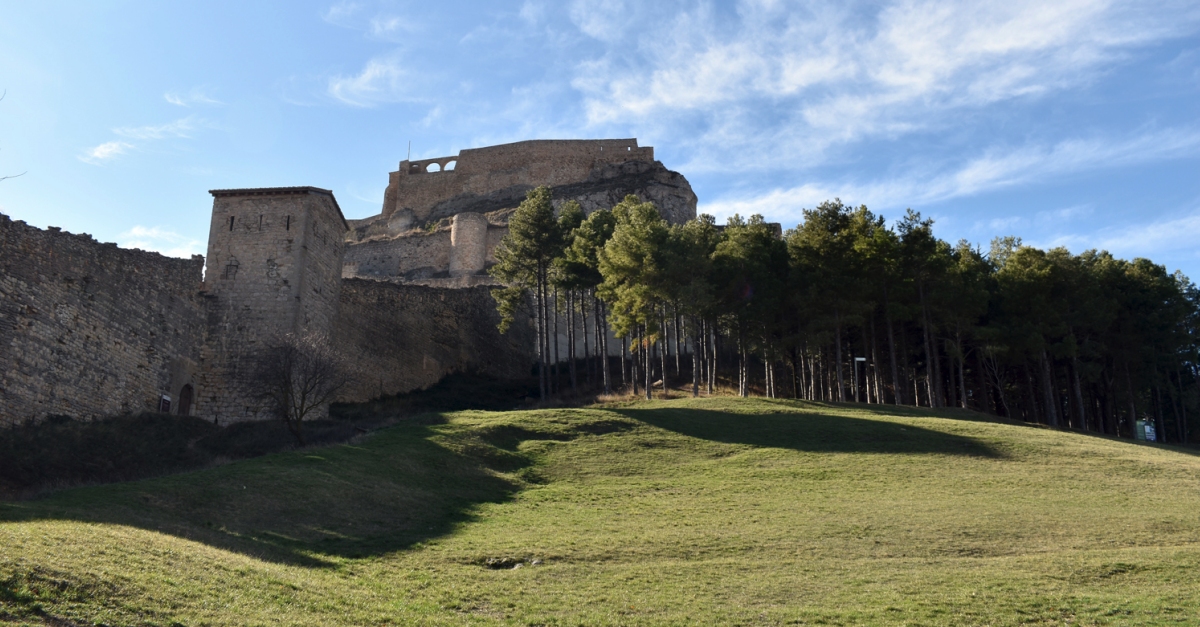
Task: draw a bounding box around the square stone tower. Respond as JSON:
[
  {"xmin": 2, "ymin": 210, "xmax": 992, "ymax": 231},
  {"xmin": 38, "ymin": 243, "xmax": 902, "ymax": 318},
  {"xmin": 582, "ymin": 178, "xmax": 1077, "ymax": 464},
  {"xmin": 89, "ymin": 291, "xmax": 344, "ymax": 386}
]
[{"xmin": 196, "ymin": 187, "xmax": 348, "ymax": 422}]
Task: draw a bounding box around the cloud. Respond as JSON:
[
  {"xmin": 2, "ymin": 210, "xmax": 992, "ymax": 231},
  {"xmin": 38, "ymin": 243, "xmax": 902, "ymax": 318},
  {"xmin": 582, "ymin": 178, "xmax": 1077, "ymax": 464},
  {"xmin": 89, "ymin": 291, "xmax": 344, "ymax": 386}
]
[
  {"xmin": 699, "ymin": 126, "xmax": 1200, "ymax": 222},
  {"xmin": 1045, "ymin": 209, "xmax": 1200, "ymax": 261},
  {"xmin": 118, "ymin": 226, "xmax": 204, "ymax": 258},
  {"xmin": 328, "ymin": 56, "xmax": 422, "ymax": 107},
  {"xmin": 322, "ymin": 1, "xmax": 362, "ymax": 27},
  {"xmin": 569, "ymin": 0, "xmax": 632, "ymax": 42},
  {"xmin": 113, "ymin": 117, "xmax": 199, "ymax": 140},
  {"xmin": 164, "ymin": 88, "xmax": 222, "ymax": 107},
  {"xmin": 368, "ymin": 15, "xmax": 413, "ymax": 39},
  {"xmin": 79, "ymin": 141, "xmax": 133, "ymax": 164},
  {"xmin": 519, "ymin": 1, "xmax": 545, "ymax": 24},
  {"xmin": 570, "ymin": 0, "xmax": 1200, "ymax": 171}
]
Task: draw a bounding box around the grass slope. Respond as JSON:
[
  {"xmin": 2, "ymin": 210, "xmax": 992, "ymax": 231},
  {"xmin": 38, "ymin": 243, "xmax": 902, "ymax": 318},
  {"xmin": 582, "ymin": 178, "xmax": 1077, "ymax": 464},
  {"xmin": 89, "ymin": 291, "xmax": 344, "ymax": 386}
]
[{"xmin": 3, "ymin": 397, "xmax": 1200, "ymax": 626}]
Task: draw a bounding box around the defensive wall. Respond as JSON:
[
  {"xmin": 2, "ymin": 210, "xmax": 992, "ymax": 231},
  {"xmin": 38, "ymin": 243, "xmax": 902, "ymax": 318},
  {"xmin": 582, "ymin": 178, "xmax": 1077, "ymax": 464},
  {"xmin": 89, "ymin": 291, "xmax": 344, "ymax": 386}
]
[
  {"xmin": 344, "ymin": 139, "xmax": 697, "ymax": 286},
  {"xmin": 0, "ymin": 213, "xmax": 206, "ymax": 424},
  {"xmin": 380, "ymin": 139, "xmax": 655, "ymax": 226},
  {"xmin": 0, "ymin": 137, "xmax": 692, "ymax": 425},
  {"xmin": 0, "ymin": 189, "xmax": 535, "ymax": 426},
  {"xmin": 333, "ymin": 279, "xmax": 535, "ymax": 402}
]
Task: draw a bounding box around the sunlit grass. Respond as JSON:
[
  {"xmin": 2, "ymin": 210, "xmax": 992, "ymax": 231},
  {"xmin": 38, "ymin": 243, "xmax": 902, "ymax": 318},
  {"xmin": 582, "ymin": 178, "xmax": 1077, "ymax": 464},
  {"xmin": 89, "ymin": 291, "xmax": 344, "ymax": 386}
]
[{"xmin": 4, "ymin": 397, "xmax": 1200, "ymax": 625}]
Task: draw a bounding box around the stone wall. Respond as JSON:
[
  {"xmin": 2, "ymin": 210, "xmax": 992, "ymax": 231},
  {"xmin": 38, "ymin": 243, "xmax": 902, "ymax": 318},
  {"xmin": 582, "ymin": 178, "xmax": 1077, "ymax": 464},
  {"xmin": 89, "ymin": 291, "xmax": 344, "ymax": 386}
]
[
  {"xmin": 343, "ymin": 139, "xmax": 697, "ymax": 285},
  {"xmin": 197, "ymin": 188, "xmax": 347, "ymax": 422},
  {"xmin": 387, "ymin": 139, "xmax": 654, "ymax": 223},
  {"xmin": 0, "ymin": 213, "xmax": 206, "ymax": 425},
  {"xmin": 342, "ymin": 229, "xmax": 452, "ymax": 281},
  {"xmin": 449, "ymin": 213, "xmax": 488, "ymax": 277},
  {"xmin": 333, "ymin": 279, "xmax": 535, "ymax": 402}
]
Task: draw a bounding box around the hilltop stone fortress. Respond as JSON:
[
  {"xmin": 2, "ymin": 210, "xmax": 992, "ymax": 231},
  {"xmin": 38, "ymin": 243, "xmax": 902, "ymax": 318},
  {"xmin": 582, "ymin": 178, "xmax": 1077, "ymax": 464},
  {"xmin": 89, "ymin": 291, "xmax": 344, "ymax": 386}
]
[{"xmin": 0, "ymin": 139, "xmax": 696, "ymax": 425}]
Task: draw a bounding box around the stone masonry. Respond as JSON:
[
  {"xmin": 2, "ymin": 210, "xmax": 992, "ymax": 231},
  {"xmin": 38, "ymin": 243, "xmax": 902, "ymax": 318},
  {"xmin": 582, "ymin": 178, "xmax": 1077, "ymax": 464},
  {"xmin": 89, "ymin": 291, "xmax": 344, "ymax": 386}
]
[
  {"xmin": 343, "ymin": 138, "xmax": 697, "ymax": 286},
  {"xmin": 0, "ymin": 214, "xmax": 206, "ymax": 423},
  {"xmin": 0, "ymin": 138, "xmax": 691, "ymax": 425},
  {"xmin": 196, "ymin": 187, "xmax": 348, "ymax": 422}
]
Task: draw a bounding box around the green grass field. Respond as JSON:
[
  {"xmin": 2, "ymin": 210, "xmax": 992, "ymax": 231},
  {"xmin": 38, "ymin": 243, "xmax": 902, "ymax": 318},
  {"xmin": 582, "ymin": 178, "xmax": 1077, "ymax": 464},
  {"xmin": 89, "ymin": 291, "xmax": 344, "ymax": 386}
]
[{"xmin": 3, "ymin": 397, "xmax": 1200, "ymax": 626}]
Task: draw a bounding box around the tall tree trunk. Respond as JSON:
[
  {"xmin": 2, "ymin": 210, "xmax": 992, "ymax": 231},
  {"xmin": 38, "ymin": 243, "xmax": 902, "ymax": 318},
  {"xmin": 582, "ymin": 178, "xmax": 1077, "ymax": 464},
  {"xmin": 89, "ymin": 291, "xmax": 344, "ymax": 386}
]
[
  {"xmin": 884, "ymin": 288, "xmax": 903, "ymax": 405},
  {"xmin": 917, "ymin": 282, "xmax": 940, "ymax": 407},
  {"xmin": 552, "ymin": 287, "xmax": 560, "ymax": 394},
  {"xmin": 764, "ymin": 348, "xmax": 772, "ymax": 398},
  {"xmin": 955, "ymin": 325, "xmax": 967, "ymax": 409},
  {"xmin": 1175, "ymin": 369, "xmax": 1188, "ymax": 443},
  {"xmin": 1154, "ymin": 381, "xmax": 1166, "ymax": 443},
  {"xmin": 599, "ymin": 301, "xmax": 611, "ymax": 394},
  {"xmin": 790, "ymin": 346, "xmax": 800, "ymax": 399},
  {"xmin": 644, "ymin": 325, "xmax": 653, "ymax": 400},
  {"xmin": 1041, "ymin": 349, "xmax": 1059, "ymax": 427},
  {"xmin": 708, "ymin": 321, "xmax": 717, "ymax": 394},
  {"xmin": 661, "ymin": 316, "xmax": 669, "ymax": 396},
  {"xmin": 737, "ymin": 331, "xmax": 746, "ymax": 397},
  {"xmin": 973, "ymin": 349, "xmax": 992, "ymax": 414},
  {"xmin": 674, "ymin": 305, "xmax": 682, "ymax": 375},
  {"xmin": 692, "ymin": 317, "xmax": 700, "ymax": 397},
  {"xmin": 1071, "ymin": 346, "xmax": 1086, "ymax": 430},
  {"xmin": 1125, "ymin": 362, "xmax": 1137, "ymax": 438},
  {"xmin": 869, "ymin": 314, "xmax": 881, "ymax": 404},
  {"xmin": 536, "ymin": 267, "xmax": 546, "ymax": 401},
  {"xmin": 582, "ymin": 290, "xmax": 592, "ymax": 385},
  {"xmin": 568, "ymin": 290, "xmax": 577, "ymax": 392},
  {"xmin": 624, "ymin": 336, "xmax": 631, "ymax": 391},
  {"xmin": 1023, "ymin": 367, "xmax": 1040, "ymax": 423},
  {"xmin": 834, "ymin": 308, "xmax": 846, "ymax": 402}
]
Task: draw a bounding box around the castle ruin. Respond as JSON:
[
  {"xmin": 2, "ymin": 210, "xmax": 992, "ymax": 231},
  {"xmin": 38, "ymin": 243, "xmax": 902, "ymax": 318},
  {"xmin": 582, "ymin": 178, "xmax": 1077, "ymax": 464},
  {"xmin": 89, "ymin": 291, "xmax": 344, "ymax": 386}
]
[{"xmin": 0, "ymin": 139, "xmax": 696, "ymax": 425}]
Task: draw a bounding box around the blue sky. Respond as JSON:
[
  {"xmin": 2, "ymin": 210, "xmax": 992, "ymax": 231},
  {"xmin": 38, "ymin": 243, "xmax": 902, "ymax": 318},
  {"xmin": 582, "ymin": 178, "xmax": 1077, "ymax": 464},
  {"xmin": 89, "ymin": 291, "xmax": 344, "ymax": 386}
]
[{"xmin": 1, "ymin": 1, "xmax": 1198, "ymax": 278}]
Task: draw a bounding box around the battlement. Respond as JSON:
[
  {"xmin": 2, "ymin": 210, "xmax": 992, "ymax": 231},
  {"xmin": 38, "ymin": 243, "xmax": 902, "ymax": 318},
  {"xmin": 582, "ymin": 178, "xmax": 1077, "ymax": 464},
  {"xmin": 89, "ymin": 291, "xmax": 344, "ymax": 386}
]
[
  {"xmin": 379, "ymin": 139, "xmax": 658, "ymax": 226},
  {"xmin": 398, "ymin": 139, "xmax": 653, "ymax": 178}
]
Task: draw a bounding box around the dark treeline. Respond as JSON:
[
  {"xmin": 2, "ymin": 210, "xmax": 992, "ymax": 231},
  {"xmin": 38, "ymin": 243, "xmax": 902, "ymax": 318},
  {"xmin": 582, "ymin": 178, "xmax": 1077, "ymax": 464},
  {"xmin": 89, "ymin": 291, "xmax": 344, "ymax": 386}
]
[{"xmin": 491, "ymin": 188, "xmax": 1200, "ymax": 443}]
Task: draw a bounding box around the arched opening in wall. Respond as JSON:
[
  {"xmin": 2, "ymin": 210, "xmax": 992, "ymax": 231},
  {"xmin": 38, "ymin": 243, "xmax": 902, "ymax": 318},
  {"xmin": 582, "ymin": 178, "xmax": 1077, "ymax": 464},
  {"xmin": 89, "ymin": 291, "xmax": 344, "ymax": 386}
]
[
  {"xmin": 177, "ymin": 384, "xmax": 194, "ymax": 417},
  {"xmin": 444, "ymin": 160, "xmax": 456, "ymax": 171},
  {"xmin": 426, "ymin": 162, "xmax": 441, "ymax": 172}
]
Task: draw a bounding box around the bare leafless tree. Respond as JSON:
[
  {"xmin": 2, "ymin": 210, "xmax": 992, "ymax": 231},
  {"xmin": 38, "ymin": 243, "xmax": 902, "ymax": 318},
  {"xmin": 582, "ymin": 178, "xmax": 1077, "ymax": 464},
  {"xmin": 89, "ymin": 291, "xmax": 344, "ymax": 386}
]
[{"xmin": 250, "ymin": 333, "xmax": 351, "ymax": 446}]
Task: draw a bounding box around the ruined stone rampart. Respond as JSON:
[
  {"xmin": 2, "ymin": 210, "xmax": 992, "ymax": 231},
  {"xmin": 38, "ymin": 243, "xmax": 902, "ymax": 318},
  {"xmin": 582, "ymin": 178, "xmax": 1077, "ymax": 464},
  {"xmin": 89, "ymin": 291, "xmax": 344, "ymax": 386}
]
[
  {"xmin": 386, "ymin": 139, "xmax": 654, "ymax": 223},
  {"xmin": 333, "ymin": 279, "xmax": 534, "ymax": 402},
  {"xmin": 345, "ymin": 138, "xmax": 697, "ymax": 285},
  {"xmin": 1, "ymin": 137, "xmax": 689, "ymax": 425},
  {"xmin": 342, "ymin": 229, "xmax": 452, "ymax": 281},
  {"xmin": 0, "ymin": 214, "xmax": 206, "ymax": 425}
]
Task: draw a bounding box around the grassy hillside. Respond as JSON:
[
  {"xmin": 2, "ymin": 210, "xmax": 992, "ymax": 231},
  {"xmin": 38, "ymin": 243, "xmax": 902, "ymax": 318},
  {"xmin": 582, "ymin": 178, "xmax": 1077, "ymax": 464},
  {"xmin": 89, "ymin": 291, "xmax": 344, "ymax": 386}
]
[{"xmin": 3, "ymin": 397, "xmax": 1200, "ymax": 626}]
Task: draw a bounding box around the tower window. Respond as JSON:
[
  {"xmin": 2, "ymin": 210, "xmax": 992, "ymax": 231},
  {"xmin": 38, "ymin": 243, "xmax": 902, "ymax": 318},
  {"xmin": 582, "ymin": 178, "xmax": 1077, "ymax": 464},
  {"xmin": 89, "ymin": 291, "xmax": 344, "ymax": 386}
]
[
  {"xmin": 222, "ymin": 257, "xmax": 240, "ymax": 280},
  {"xmin": 229, "ymin": 216, "xmax": 235, "ymax": 231}
]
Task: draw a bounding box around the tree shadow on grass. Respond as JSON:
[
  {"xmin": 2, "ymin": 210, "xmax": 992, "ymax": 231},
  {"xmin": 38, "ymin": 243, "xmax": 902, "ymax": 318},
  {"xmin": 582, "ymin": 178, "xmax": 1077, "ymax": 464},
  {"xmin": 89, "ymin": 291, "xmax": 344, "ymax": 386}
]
[
  {"xmin": 0, "ymin": 415, "xmax": 568, "ymax": 569},
  {"xmin": 823, "ymin": 399, "xmax": 1200, "ymax": 458},
  {"xmin": 609, "ymin": 402, "xmax": 1005, "ymax": 458}
]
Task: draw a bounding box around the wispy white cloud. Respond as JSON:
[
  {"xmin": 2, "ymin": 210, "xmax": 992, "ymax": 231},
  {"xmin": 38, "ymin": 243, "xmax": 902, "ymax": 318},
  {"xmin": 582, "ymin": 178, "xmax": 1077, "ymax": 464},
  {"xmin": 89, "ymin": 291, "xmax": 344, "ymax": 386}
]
[
  {"xmin": 328, "ymin": 56, "xmax": 419, "ymax": 107},
  {"xmin": 79, "ymin": 141, "xmax": 133, "ymax": 165},
  {"xmin": 113, "ymin": 117, "xmax": 199, "ymax": 140},
  {"xmin": 164, "ymin": 87, "xmax": 222, "ymax": 107},
  {"xmin": 368, "ymin": 15, "xmax": 414, "ymax": 39},
  {"xmin": 118, "ymin": 225, "xmax": 204, "ymax": 258},
  {"xmin": 569, "ymin": 0, "xmax": 632, "ymax": 43},
  {"xmin": 519, "ymin": 1, "xmax": 545, "ymax": 25},
  {"xmin": 1044, "ymin": 209, "xmax": 1200, "ymax": 261},
  {"xmin": 570, "ymin": 0, "xmax": 1200, "ymax": 172},
  {"xmin": 700, "ymin": 126, "xmax": 1200, "ymax": 222},
  {"xmin": 322, "ymin": 0, "xmax": 362, "ymax": 27}
]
